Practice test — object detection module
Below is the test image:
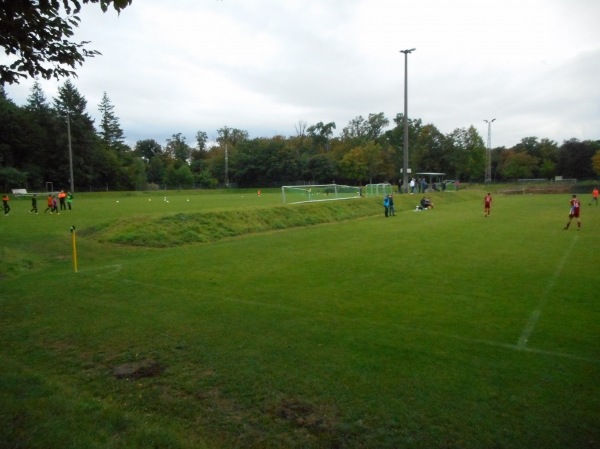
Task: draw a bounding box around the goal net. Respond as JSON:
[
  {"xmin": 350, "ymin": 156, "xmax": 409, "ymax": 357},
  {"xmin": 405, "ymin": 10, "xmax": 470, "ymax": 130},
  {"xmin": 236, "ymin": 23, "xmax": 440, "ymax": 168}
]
[
  {"xmin": 365, "ymin": 183, "xmax": 393, "ymax": 196},
  {"xmin": 281, "ymin": 184, "xmax": 361, "ymax": 204}
]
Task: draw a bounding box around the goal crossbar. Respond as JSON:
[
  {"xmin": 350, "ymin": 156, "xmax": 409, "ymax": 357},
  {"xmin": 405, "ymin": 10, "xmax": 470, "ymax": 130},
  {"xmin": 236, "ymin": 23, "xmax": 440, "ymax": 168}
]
[
  {"xmin": 365, "ymin": 183, "xmax": 393, "ymax": 196},
  {"xmin": 281, "ymin": 184, "xmax": 361, "ymax": 204}
]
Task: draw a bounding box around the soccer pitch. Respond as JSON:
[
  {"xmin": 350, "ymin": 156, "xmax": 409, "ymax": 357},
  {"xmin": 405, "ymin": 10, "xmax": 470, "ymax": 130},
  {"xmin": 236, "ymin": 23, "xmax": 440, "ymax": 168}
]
[{"xmin": 1, "ymin": 189, "xmax": 598, "ymax": 449}]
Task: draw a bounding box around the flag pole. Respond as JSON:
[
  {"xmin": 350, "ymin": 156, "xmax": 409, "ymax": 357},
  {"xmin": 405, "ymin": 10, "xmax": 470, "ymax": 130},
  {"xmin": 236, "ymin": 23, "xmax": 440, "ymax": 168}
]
[{"xmin": 70, "ymin": 226, "xmax": 78, "ymax": 273}]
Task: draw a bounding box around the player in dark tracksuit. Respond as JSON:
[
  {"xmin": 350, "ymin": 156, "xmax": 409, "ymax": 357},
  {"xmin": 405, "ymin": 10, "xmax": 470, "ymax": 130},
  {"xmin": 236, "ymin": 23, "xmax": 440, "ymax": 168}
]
[{"xmin": 30, "ymin": 194, "xmax": 38, "ymax": 213}]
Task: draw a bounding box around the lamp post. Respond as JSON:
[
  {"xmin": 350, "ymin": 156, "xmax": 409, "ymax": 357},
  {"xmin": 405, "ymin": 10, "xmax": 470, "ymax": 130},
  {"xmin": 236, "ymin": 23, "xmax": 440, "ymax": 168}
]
[
  {"xmin": 67, "ymin": 111, "xmax": 75, "ymax": 193},
  {"xmin": 224, "ymin": 143, "xmax": 229, "ymax": 187},
  {"xmin": 484, "ymin": 118, "xmax": 495, "ymax": 183},
  {"xmin": 400, "ymin": 48, "xmax": 416, "ymax": 193}
]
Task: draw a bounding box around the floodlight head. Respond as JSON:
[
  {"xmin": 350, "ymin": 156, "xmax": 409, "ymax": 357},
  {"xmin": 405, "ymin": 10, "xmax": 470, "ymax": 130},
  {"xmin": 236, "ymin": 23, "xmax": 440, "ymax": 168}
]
[{"xmin": 400, "ymin": 48, "xmax": 416, "ymax": 54}]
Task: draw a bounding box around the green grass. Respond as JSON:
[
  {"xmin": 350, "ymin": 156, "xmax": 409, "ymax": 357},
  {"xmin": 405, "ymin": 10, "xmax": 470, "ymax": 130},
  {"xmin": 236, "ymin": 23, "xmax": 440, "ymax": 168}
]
[{"xmin": 1, "ymin": 188, "xmax": 599, "ymax": 449}]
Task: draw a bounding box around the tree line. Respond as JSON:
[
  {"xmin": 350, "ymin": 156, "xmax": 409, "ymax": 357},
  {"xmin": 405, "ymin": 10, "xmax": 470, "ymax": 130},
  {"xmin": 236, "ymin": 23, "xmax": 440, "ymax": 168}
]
[{"xmin": 1, "ymin": 81, "xmax": 599, "ymax": 192}]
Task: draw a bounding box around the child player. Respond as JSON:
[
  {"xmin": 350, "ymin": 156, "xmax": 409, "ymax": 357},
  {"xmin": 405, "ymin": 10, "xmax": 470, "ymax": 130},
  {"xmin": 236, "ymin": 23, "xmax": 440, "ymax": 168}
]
[
  {"xmin": 564, "ymin": 194, "xmax": 581, "ymax": 230},
  {"xmin": 483, "ymin": 193, "xmax": 492, "ymax": 217}
]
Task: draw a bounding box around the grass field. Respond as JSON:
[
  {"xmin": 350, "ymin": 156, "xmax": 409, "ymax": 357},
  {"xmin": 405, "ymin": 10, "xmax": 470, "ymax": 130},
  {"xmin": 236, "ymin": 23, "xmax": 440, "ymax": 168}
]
[{"xmin": 1, "ymin": 188, "xmax": 599, "ymax": 449}]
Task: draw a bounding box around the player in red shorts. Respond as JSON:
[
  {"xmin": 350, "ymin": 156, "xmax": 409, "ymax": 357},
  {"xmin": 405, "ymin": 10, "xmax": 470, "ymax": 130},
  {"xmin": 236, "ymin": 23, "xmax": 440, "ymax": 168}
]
[
  {"xmin": 564, "ymin": 194, "xmax": 581, "ymax": 230},
  {"xmin": 483, "ymin": 193, "xmax": 492, "ymax": 217}
]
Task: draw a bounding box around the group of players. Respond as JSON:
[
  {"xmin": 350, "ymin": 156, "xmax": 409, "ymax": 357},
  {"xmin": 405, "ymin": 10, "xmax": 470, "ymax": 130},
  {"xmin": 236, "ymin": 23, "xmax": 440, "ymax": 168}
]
[
  {"xmin": 2, "ymin": 190, "xmax": 73, "ymax": 216},
  {"xmin": 3, "ymin": 187, "xmax": 600, "ymax": 225},
  {"xmin": 483, "ymin": 187, "xmax": 599, "ymax": 230}
]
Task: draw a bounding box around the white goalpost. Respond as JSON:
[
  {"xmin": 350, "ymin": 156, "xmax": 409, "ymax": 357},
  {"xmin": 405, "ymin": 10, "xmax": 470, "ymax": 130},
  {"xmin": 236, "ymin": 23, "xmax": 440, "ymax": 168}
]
[
  {"xmin": 365, "ymin": 183, "xmax": 393, "ymax": 196},
  {"xmin": 281, "ymin": 184, "xmax": 361, "ymax": 204}
]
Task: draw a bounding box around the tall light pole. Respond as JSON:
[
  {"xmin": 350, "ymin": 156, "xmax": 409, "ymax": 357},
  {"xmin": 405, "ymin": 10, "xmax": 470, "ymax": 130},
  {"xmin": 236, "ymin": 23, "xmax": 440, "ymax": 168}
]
[
  {"xmin": 224, "ymin": 143, "xmax": 229, "ymax": 187},
  {"xmin": 400, "ymin": 48, "xmax": 416, "ymax": 193},
  {"xmin": 484, "ymin": 118, "xmax": 495, "ymax": 183},
  {"xmin": 67, "ymin": 111, "xmax": 75, "ymax": 193}
]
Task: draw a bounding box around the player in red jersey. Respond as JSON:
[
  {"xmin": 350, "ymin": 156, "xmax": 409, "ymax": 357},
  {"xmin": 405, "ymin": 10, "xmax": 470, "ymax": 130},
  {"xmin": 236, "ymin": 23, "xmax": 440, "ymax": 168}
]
[
  {"xmin": 483, "ymin": 193, "xmax": 492, "ymax": 217},
  {"xmin": 564, "ymin": 194, "xmax": 581, "ymax": 230},
  {"xmin": 589, "ymin": 187, "xmax": 598, "ymax": 206}
]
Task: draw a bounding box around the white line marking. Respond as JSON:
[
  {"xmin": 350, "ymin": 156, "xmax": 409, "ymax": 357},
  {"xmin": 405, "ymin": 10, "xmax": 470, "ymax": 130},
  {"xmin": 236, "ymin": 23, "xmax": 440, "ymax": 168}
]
[
  {"xmin": 517, "ymin": 236, "xmax": 577, "ymax": 349},
  {"xmin": 114, "ymin": 275, "xmax": 599, "ymax": 366},
  {"xmin": 77, "ymin": 264, "xmax": 122, "ymax": 276}
]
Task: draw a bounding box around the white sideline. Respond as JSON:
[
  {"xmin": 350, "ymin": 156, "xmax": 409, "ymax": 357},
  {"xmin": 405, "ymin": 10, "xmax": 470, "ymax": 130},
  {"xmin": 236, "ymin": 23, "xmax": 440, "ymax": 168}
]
[
  {"xmin": 517, "ymin": 236, "xmax": 577, "ymax": 349},
  {"xmin": 77, "ymin": 264, "xmax": 122, "ymax": 275},
  {"xmin": 90, "ymin": 271, "xmax": 599, "ymax": 367}
]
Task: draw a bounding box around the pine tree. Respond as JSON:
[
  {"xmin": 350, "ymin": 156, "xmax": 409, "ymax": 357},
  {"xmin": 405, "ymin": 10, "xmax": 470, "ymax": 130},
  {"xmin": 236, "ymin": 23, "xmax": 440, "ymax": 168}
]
[
  {"xmin": 98, "ymin": 91, "xmax": 125, "ymax": 151},
  {"xmin": 53, "ymin": 80, "xmax": 99, "ymax": 188},
  {"xmin": 26, "ymin": 82, "xmax": 51, "ymax": 113},
  {"xmin": 23, "ymin": 82, "xmax": 58, "ymax": 184}
]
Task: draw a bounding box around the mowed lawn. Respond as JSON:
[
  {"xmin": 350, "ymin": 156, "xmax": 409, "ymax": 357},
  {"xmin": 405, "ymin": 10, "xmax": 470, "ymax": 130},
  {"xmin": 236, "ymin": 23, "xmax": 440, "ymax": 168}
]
[{"xmin": 1, "ymin": 189, "xmax": 599, "ymax": 449}]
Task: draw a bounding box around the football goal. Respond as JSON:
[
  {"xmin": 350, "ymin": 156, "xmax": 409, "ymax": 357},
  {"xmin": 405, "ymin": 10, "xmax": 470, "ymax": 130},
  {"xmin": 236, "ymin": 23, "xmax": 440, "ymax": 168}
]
[
  {"xmin": 281, "ymin": 184, "xmax": 361, "ymax": 204},
  {"xmin": 365, "ymin": 183, "xmax": 393, "ymax": 196}
]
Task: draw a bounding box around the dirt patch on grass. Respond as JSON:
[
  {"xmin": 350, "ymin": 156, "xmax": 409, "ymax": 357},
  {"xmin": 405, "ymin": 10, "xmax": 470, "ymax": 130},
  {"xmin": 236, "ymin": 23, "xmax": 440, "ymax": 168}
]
[
  {"xmin": 112, "ymin": 359, "xmax": 164, "ymax": 379},
  {"xmin": 273, "ymin": 397, "xmax": 338, "ymax": 434}
]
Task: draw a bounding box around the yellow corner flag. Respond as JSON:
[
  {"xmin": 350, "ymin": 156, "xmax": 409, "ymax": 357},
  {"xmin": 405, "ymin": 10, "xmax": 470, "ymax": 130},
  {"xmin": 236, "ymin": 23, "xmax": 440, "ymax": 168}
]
[{"xmin": 70, "ymin": 225, "xmax": 78, "ymax": 273}]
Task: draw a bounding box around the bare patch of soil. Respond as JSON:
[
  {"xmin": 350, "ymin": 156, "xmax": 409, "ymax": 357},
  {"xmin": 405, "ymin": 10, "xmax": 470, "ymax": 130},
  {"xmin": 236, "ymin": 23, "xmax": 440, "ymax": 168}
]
[
  {"xmin": 274, "ymin": 398, "xmax": 337, "ymax": 434},
  {"xmin": 112, "ymin": 359, "xmax": 164, "ymax": 379}
]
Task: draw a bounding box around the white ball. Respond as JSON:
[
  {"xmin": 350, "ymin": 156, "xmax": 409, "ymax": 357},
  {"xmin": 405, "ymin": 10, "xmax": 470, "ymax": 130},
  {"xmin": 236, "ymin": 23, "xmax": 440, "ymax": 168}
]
[{"xmin": 116, "ymin": 200, "xmax": 119, "ymax": 203}]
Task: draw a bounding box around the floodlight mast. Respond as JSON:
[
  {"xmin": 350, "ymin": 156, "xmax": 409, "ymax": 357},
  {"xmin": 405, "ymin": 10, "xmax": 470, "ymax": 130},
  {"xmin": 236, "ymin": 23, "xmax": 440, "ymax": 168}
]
[
  {"xmin": 67, "ymin": 111, "xmax": 75, "ymax": 193},
  {"xmin": 400, "ymin": 48, "xmax": 416, "ymax": 193},
  {"xmin": 225, "ymin": 143, "xmax": 229, "ymax": 187},
  {"xmin": 484, "ymin": 118, "xmax": 496, "ymax": 183}
]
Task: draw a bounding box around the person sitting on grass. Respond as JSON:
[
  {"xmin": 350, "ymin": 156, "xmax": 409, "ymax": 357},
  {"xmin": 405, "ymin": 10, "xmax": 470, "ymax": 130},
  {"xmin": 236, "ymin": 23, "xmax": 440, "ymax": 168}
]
[{"xmin": 418, "ymin": 197, "xmax": 434, "ymax": 210}]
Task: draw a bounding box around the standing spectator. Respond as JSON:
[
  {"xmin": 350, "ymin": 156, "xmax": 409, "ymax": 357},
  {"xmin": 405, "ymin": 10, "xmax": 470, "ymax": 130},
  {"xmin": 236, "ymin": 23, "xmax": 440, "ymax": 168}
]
[
  {"xmin": 388, "ymin": 194, "xmax": 395, "ymax": 216},
  {"xmin": 44, "ymin": 194, "xmax": 53, "ymax": 213},
  {"xmin": 67, "ymin": 192, "xmax": 73, "ymax": 210},
  {"xmin": 564, "ymin": 194, "xmax": 581, "ymax": 230},
  {"xmin": 30, "ymin": 194, "xmax": 38, "ymax": 214},
  {"xmin": 58, "ymin": 190, "xmax": 66, "ymax": 210},
  {"xmin": 383, "ymin": 194, "xmax": 390, "ymax": 217},
  {"xmin": 484, "ymin": 193, "xmax": 493, "ymax": 217},
  {"xmin": 420, "ymin": 177, "xmax": 427, "ymax": 193},
  {"xmin": 409, "ymin": 178, "xmax": 416, "ymax": 194},
  {"xmin": 2, "ymin": 193, "xmax": 10, "ymax": 215},
  {"xmin": 589, "ymin": 187, "xmax": 598, "ymax": 206}
]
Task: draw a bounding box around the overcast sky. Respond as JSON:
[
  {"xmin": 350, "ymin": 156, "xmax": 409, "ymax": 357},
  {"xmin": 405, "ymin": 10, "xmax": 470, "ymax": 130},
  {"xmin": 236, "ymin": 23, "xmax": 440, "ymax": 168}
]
[{"xmin": 3, "ymin": 0, "xmax": 600, "ymax": 149}]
